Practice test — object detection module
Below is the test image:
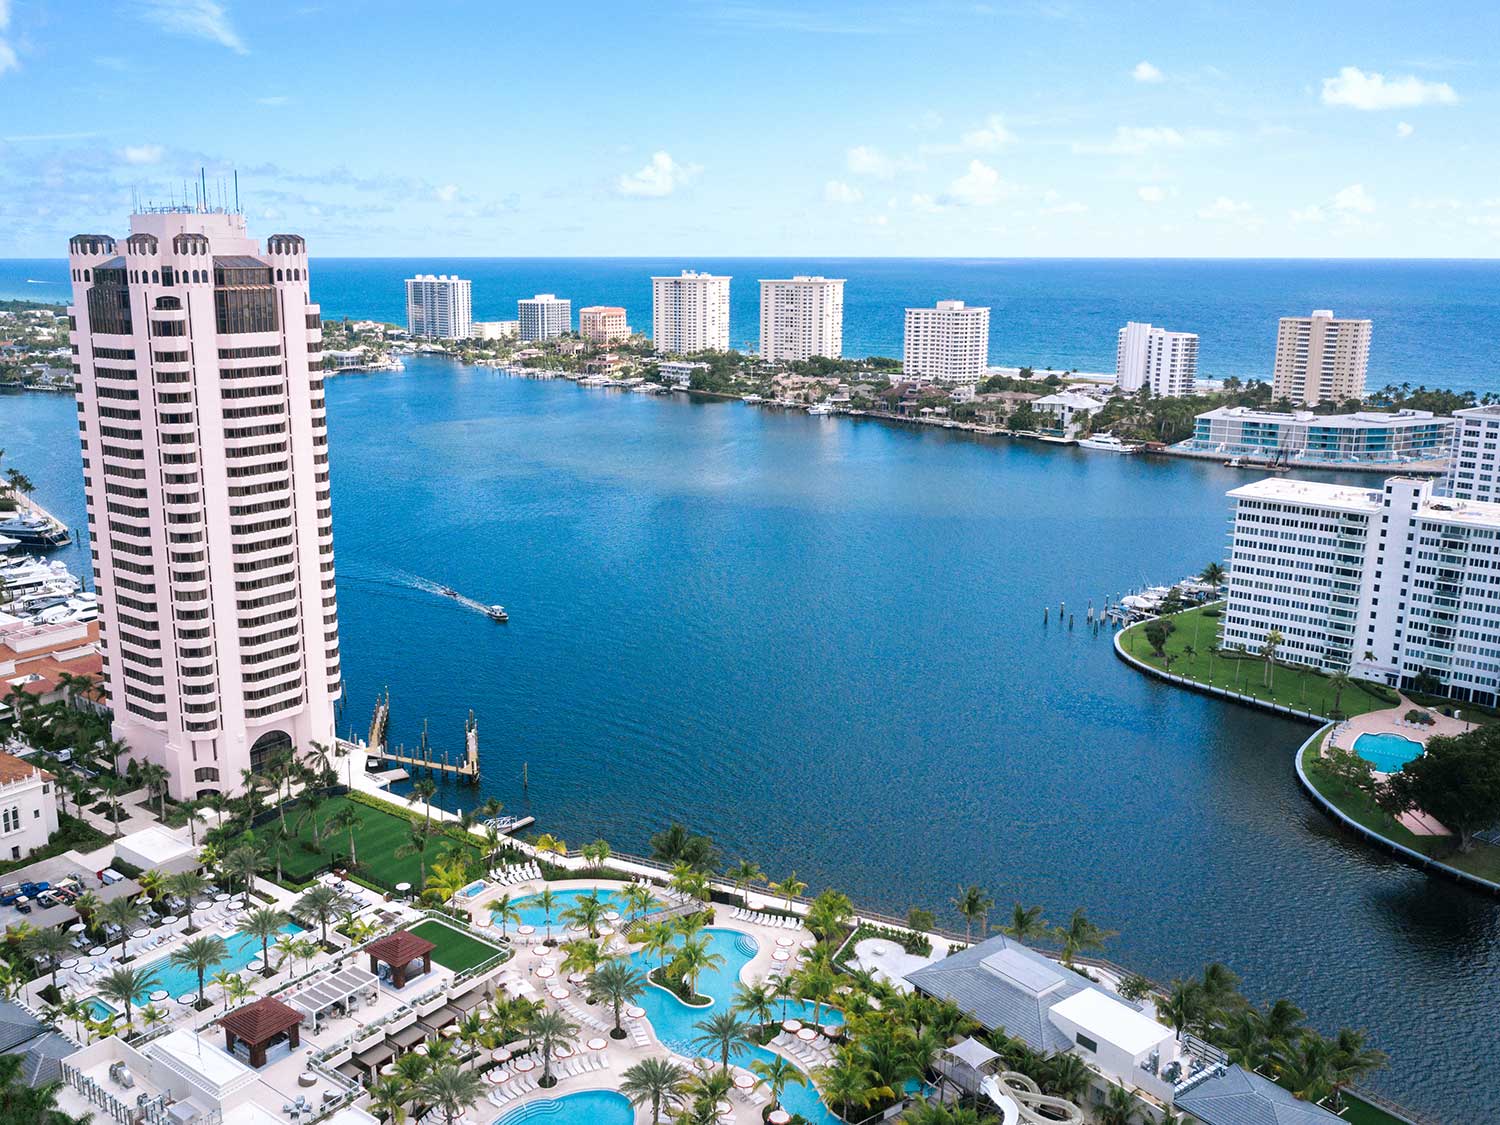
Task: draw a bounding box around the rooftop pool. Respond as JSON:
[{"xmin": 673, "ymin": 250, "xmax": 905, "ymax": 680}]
[
  {"xmin": 497, "ymin": 886, "xmax": 630, "ymax": 933},
  {"xmin": 1353, "ymin": 731, "xmax": 1424, "ymax": 773},
  {"xmin": 132, "ymin": 923, "xmax": 301, "ymax": 1001},
  {"xmin": 493, "ymin": 1089, "xmax": 633, "ymax": 1125}
]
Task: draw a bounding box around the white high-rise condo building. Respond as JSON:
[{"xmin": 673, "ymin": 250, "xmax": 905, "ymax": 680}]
[
  {"xmin": 759, "ymin": 276, "xmax": 845, "ymax": 361},
  {"xmin": 68, "ymin": 211, "xmax": 342, "ymax": 799},
  {"xmin": 1271, "ymin": 309, "xmax": 1372, "ymax": 407},
  {"xmin": 1222, "ymin": 475, "xmax": 1500, "ymax": 707},
  {"xmin": 1115, "ymin": 322, "xmax": 1198, "ymax": 396},
  {"xmin": 517, "ymin": 294, "xmax": 571, "ymax": 341},
  {"xmin": 1446, "ymin": 404, "xmax": 1500, "ymax": 504},
  {"xmin": 405, "ymin": 274, "xmax": 472, "ymax": 340},
  {"xmin": 652, "ymin": 271, "xmax": 730, "ymax": 354},
  {"xmin": 903, "ymin": 300, "xmax": 989, "ymax": 386}
]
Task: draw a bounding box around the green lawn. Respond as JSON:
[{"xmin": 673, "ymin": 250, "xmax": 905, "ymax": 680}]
[
  {"xmin": 409, "ymin": 918, "xmax": 504, "ymax": 973},
  {"xmin": 1338, "ymin": 1093, "xmax": 1416, "ymax": 1125},
  {"xmin": 1300, "ymin": 731, "xmax": 1500, "ymax": 884},
  {"xmin": 1119, "ymin": 604, "xmax": 1396, "ymax": 720},
  {"xmin": 275, "ymin": 793, "xmax": 484, "ymax": 887}
]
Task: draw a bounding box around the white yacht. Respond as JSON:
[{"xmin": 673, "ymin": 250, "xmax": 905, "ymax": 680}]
[
  {"xmin": 806, "ymin": 402, "xmax": 835, "ymax": 415},
  {"xmin": 1079, "ymin": 432, "xmax": 1139, "ymax": 454}
]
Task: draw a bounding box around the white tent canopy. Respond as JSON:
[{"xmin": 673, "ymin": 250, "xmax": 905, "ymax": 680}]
[{"xmin": 283, "ymin": 966, "xmax": 378, "ymax": 1024}]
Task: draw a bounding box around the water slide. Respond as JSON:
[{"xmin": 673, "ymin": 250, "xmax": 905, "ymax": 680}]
[{"xmin": 979, "ymin": 1072, "xmax": 1085, "ymax": 1125}]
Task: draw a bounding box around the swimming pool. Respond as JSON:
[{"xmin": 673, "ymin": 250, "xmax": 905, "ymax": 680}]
[
  {"xmin": 497, "ymin": 887, "xmax": 630, "ymax": 933},
  {"xmin": 133, "ymin": 924, "xmax": 301, "ymax": 1000},
  {"xmin": 83, "ymin": 996, "xmax": 118, "ymax": 1021},
  {"xmin": 625, "ymin": 927, "xmax": 843, "ymax": 1125},
  {"xmin": 493, "ymin": 1089, "xmax": 633, "ymax": 1125},
  {"xmin": 1353, "ymin": 732, "xmax": 1424, "ymax": 773}
]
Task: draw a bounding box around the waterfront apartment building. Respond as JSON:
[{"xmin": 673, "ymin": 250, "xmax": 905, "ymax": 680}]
[
  {"xmin": 903, "ymin": 300, "xmax": 990, "ymax": 386},
  {"xmin": 1115, "ymin": 321, "xmax": 1197, "ymax": 397},
  {"xmin": 652, "ymin": 271, "xmax": 731, "ymax": 354},
  {"xmin": 517, "ymin": 294, "xmax": 571, "ymax": 341},
  {"xmin": 578, "ymin": 306, "xmax": 631, "ymax": 345},
  {"xmin": 1271, "ymin": 309, "xmax": 1372, "ymax": 407},
  {"xmin": 67, "ymin": 212, "xmax": 342, "ymax": 799},
  {"xmin": 471, "ymin": 320, "xmax": 519, "ymax": 341},
  {"xmin": 758, "ymin": 276, "xmax": 845, "ymax": 362},
  {"xmin": 1177, "ymin": 407, "xmax": 1455, "ymax": 467},
  {"xmin": 1222, "ymin": 475, "xmax": 1500, "ymax": 706},
  {"xmin": 1446, "ymin": 404, "xmax": 1500, "ymax": 503},
  {"xmin": 404, "ymin": 274, "xmax": 472, "ymax": 340}
]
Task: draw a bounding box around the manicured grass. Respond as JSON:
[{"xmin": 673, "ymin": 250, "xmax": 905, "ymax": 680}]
[
  {"xmin": 1339, "ymin": 1093, "xmax": 1417, "ymax": 1125},
  {"xmin": 275, "ymin": 793, "xmax": 484, "ymax": 887},
  {"xmin": 408, "ymin": 918, "xmax": 503, "ymax": 973},
  {"xmin": 1300, "ymin": 731, "xmax": 1500, "ymax": 884},
  {"xmin": 1120, "ymin": 604, "xmax": 1396, "ymax": 720}
]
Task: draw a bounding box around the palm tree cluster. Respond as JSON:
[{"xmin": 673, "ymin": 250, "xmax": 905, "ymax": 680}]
[{"xmin": 635, "ymin": 913, "xmax": 725, "ymax": 1003}]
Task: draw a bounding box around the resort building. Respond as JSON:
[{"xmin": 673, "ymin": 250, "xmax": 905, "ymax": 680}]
[
  {"xmin": 652, "ymin": 270, "xmax": 731, "ymax": 353},
  {"xmin": 1031, "ymin": 391, "xmax": 1104, "ymax": 437},
  {"xmin": 1222, "ymin": 476, "xmax": 1500, "ymax": 706},
  {"xmin": 404, "ymin": 275, "xmax": 472, "ymax": 340},
  {"xmin": 0, "ymin": 618, "xmax": 104, "ymax": 711},
  {"xmin": 1446, "ymin": 403, "xmax": 1500, "ymax": 503},
  {"xmin": 1271, "ymin": 309, "xmax": 1372, "ymax": 407},
  {"xmin": 758, "ymin": 276, "xmax": 845, "ymax": 362},
  {"xmin": 578, "ymin": 306, "xmax": 631, "ymax": 345},
  {"xmin": 67, "ymin": 212, "xmax": 342, "ymax": 799},
  {"xmin": 470, "ymin": 320, "xmax": 519, "ymax": 341},
  {"xmin": 1176, "ymin": 407, "xmax": 1455, "ymax": 467},
  {"xmin": 657, "ymin": 360, "xmax": 708, "ymax": 386},
  {"xmin": 1115, "ymin": 321, "xmax": 1197, "ymax": 397},
  {"xmin": 0, "ymin": 750, "xmax": 57, "ymax": 863},
  {"xmin": 517, "ymin": 295, "xmax": 571, "ymax": 341},
  {"xmin": 903, "ymin": 300, "xmax": 990, "ymax": 387}
]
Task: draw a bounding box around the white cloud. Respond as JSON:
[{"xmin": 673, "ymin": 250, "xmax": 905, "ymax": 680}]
[
  {"xmin": 1132, "ymin": 61, "xmax": 1164, "ymax": 83},
  {"xmin": 1332, "ymin": 183, "xmax": 1375, "ymax": 214},
  {"xmin": 1073, "ymin": 126, "xmax": 1186, "ymax": 156},
  {"xmin": 1040, "ymin": 201, "xmax": 1088, "ymax": 216},
  {"xmin": 1409, "ymin": 196, "xmax": 1460, "ymax": 211},
  {"xmin": 1396, "ymin": 121, "xmax": 1414, "ymax": 138},
  {"xmin": 121, "ymin": 144, "xmax": 164, "ymax": 165},
  {"xmin": 616, "ymin": 151, "xmax": 702, "ymax": 198},
  {"xmin": 823, "ymin": 180, "xmax": 863, "ymax": 204},
  {"xmin": 0, "ymin": 2, "xmax": 10, "ymax": 30},
  {"xmin": 434, "ymin": 184, "xmax": 458, "ymax": 204},
  {"xmin": 1197, "ymin": 196, "xmax": 1251, "ymax": 221},
  {"xmin": 958, "ymin": 115, "xmax": 1016, "ymax": 151},
  {"xmin": 0, "ymin": 40, "xmax": 15, "ymax": 76},
  {"xmin": 1290, "ymin": 205, "xmax": 1325, "ymax": 224},
  {"xmin": 945, "ymin": 160, "xmax": 1014, "ymax": 207},
  {"xmin": 1137, "ymin": 185, "xmax": 1167, "ymax": 203},
  {"xmin": 138, "ymin": 0, "xmax": 248, "ymax": 54},
  {"xmin": 846, "ymin": 145, "xmax": 924, "ymax": 178},
  {"xmin": 909, "ymin": 193, "xmax": 943, "ymax": 214},
  {"xmin": 1320, "ymin": 66, "xmax": 1457, "ymax": 110}
]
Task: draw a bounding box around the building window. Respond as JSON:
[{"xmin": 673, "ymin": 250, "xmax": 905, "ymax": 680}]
[
  {"xmin": 1075, "ymin": 1033, "xmax": 1098, "ymax": 1053},
  {"xmin": 0, "ymin": 807, "xmax": 18, "ymax": 833}
]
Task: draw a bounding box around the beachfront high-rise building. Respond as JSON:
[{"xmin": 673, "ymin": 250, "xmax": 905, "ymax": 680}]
[
  {"xmin": 652, "ymin": 271, "xmax": 731, "ymax": 354},
  {"xmin": 1271, "ymin": 309, "xmax": 1372, "ymax": 407},
  {"xmin": 578, "ymin": 306, "xmax": 630, "ymax": 345},
  {"xmin": 67, "ymin": 211, "xmax": 341, "ymax": 799},
  {"xmin": 758, "ymin": 276, "xmax": 845, "ymax": 362},
  {"xmin": 405, "ymin": 274, "xmax": 472, "ymax": 340},
  {"xmin": 518, "ymin": 294, "xmax": 571, "ymax": 341},
  {"xmin": 903, "ymin": 300, "xmax": 990, "ymax": 387},
  {"xmin": 1115, "ymin": 321, "xmax": 1198, "ymax": 397},
  {"xmin": 1446, "ymin": 404, "xmax": 1500, "ymax": 504},
  {"xmin": 1222, "ymin": 475, "xmax": 1499, "ymax": 706}
]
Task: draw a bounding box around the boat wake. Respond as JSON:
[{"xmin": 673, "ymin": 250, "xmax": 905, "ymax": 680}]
[{"xmin": 402, "ymin": 571, "xmax": 507, "ymax": 621}]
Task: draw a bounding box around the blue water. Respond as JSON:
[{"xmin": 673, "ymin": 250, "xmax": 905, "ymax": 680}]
[
  {"xmin": 499, "ymin": 887, "xmax": 629, "ymax": 933},
  {"xmin": 83, "ymin": 997, "xmax": 118, "ymax": 1020},
  {"xmin": 5, "ymin": 257, "xmax": 1500, "ymax": 395},
  {"xmin": 4, "ymin": 350, "xmax": 1499, "ymax": 1119},
  {"xmin": 134, "ymin": 925, "xmax": 301, "ymax": 1000},
  {"xmin": 492, "ymin": 1089, "xmax": 633, "ymax": 1125},
  {"xmin": 1353, "ymin": 732, "xmax": 1425, "ymax": 773},
  {"xmin": 625, "ymin": 927, "xmax": 841, "ymax": 1124}
]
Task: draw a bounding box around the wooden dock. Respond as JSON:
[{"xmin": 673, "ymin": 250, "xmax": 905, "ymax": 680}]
[{"xmin": 363, "ymin": 693, "xmax": 481, "ymax": 783}]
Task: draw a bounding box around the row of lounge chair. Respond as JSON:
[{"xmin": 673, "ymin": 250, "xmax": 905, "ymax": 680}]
[
  {"xmin": 729, "ymin": 906, "xmax": 803, "ymax": 930},
  {"xmin": 493, "ymin": 862, "xmax": 541, "ymax": 885}
]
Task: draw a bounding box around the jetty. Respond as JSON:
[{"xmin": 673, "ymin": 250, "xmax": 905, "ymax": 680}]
[{"xmin": 363, "ymin": 691, "xmax": 482, "ymax": 783}]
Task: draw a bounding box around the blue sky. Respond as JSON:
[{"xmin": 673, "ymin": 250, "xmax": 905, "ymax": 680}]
[{"xmin": 1, "ymin": 0, "xmax": 1496, "ymax": 257}]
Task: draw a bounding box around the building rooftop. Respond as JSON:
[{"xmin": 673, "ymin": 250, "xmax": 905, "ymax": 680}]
[
  {"xmin": 217, "ymin": 997, "xmax": 305, "ymax": 1047},
  {"xmin": 1227, "ymin": 478, "xmax": 1383, "ymax": 512},
  {"xmin": 0, "ymin": 750, "xmax": 49, "ymax": 786},
  {"xmin": 364, "ymin": 930, "xmax": 435, "ymax": 966},
  {"xmin": 1049, "ymin": 988, "xmax": 1172, "ymax": 1057},
  {"xmin": 1198, "ymin": 406, "xmax": 1446, "ymax": 426},
  {"xmin": 1176, "ymin": 1064, "xmax": 1342, "ymax": 1125}
]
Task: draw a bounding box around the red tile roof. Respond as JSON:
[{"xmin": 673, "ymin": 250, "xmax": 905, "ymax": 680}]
[
  {"xmin": 366, "ymin": 930, "xmax": 436, "ymax": 966},
  {"xmin": 0, "ymin": 752, "xmax": 48, "ymax": 785},
  {"xmin": 218, "ymin": 996, "xmax": 304, "ymax": 1044}
]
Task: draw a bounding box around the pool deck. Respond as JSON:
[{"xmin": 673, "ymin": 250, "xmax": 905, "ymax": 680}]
[{"xmin": 1325, "ymin": 697, "xmax": 1464, "ymax": 835}]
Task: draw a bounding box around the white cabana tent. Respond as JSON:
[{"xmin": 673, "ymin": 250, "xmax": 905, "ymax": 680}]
[{"xmin": 282, "ymin": 966, "xmax": 378, "ymax": 1029}]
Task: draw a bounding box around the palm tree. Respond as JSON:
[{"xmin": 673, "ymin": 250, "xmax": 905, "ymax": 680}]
[
  {"xmin": 770, "ymin": 872, "xmax": 806, "ymax": 912},
  {"xmin": 97, "ymin": 773, "xmax": 128, "ymax": 838},
  {"xmin": 220, "ymin": 844, "xmax": 263, "ymax": 900},
  {"xmin": 172, "ymin": 934, "xmax": 229, "ymax": 1009},
  {"xmin": 1281, "ymin": 1033, "xmax": 1335, "ymax": 1103},
  {"xmin": 414, "ymin": 1062, "xmax": 486, "ymax": 1125},
  {"xmin": 669, "ymin": 933, "xmax": 723, "ymax": 1000},
  {"xmin": 224, "ymin": 972, "xmax": 256, "ymax": 1010},
  {"xmin": 639, "ymin": 920, "xmax": 678, "ymax": 973},
  {"xmin": 409, "ymin": 778, "xmax": 437, "ymax": 828},
  {"xmin": 490, "ymin": 893, "xmax": 520, "ymax": 938},
  {"xmin": 136, "ymin": 761, "xmax": 171, "ymax": 820},
  {"xmin": 952, "ymin": 885, "xmax": 992, "ymax": 944},
  {"xmin": 211, "ymin": 969, "xmax": 239, "ymax": 1013},
  {"xmin": 394, "ymin": 822, "xmax": 437, "ymax": 893},
  {"xmin": 1200, "ymin": 561, "xmax": 1225, "ymax": 586},
  {"xmin": 296, "ymin": 787, "xmax": 328, "ymax": 847},
  {"xmin": 749, "ymin": 1054, "xmax": 806, "ymax": 1112},
  {"xmin": 691, "ymin": 1011, "xmax": 752, "ymax": 1072},
  {"xmin": 97, "ymin": 964, "xmax": 160, "ymax": 1027},
  {"xmin": 816, "ymin": 1052, "xmax": 881, "ymax": 1120},
  {"xmin": 585, "ymin": 958, "xmax": 645, "ymax": 1038},
  {"xmin": 582, "ymin": 838, "xmax": 611, "ymax": 870},
  {"xmin": 1053, "ymin": 907, "xmax": 1115, "ymax": 967},
  {"xmin": 368, "ymin": 1076, "xmax": 409, "ymax": 1124},
  {"xmin": 1261, "ymin": 628, "xmax": 1283, "ymax": 689},
  {"xmin": 24, "ymin": 926, "xmax": 71, "ymax": 993},
  {"xmin": 165, "ymin": 870, "xmax": 209, "ymax": 933},
  {"xmin": 1327, "ymin": 670, "xmax": 1352, "ymax": 717},
  {"xmin": 533, "ymin": 886, "xmax": 557, "ymax": 942},
  {"xmin": 1040, "ymin": 1052, "xmax": 1091, "ymax": 1102},
  {"xmin": 559, "ymin": 938, "xmax": 605, "ymax": 978},
  {"xmin": 560, "ymin": 890, "xmax": 607, "ymax": 938},
  {"xmin": 731, "ymin": 981, "xmax": 775, "ymax": 1030},
  {"xmin": 622, "ymin": 882, "xmax": 658, "ymax": 921},
  {"xmin": 1160, "ymin": 980, "xmax": 1204, "ymax": 1041},
  {"xmin": 97, "ymin": 896, "xmax": 141, "ymax": 961},
  {"xmin": 524, "ymin": 1009, "xmax": 579, "ymax": 1086},
  {"xmin": 724, "ymin": 858, "xmax": 763, "ymax": 906},
  {"xmin": 424, "ymin": 859, "xmax": 470, "ymax": 908},
  {"xmin": 327, "ymin": 804, "xmax": 363, "ymax": 866},
  {"xmin": 1096, "ymin": 1084, "xmax": 1141, "ymax": 1125},
  {"xmin": 1328, "ymin": 1028, "xmax": 1388, "ymax": 1108},
  {"xmin": 794, "ymin": 963, "xmax": 837, "ymax": 1027},
  {"xmin": 1001, "ymin": 902, "xmax": 1049, "ymax": 943},
  {"xmin": 620, "ymin": 1057, "xmax": 691, "ymax": 1125},
  {"xmin": 294, "ymin": 885, "xmax": 350, "ymax": 946}
]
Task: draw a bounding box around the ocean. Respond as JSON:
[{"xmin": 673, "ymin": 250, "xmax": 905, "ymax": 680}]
[{"xmin": 5, "ymin": 257, "xmax": 1500, "ymax": 396}]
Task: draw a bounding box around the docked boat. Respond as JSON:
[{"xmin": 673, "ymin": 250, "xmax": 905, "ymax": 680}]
[
  {"xmin": 485, "ymin": 604, "xmax": 508, "ymax": 622},
  {"xmin": 806, "ymin": 402, "xmax": 835, "ymax": 415},
  {"xmin": 0, "ymin": 513, "xmax": 70, "ymax": 548},
  {"xmin": 0, "ymin": 534, "xmax": 18, "ymax": 551},
  {"xmin": 1079, "ymin": 433, "xmax": 1139, "ymax": 454}
]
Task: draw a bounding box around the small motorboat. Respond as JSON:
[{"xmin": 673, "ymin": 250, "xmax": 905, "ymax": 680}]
[
  {"xmin": 438, "ymin": 585, "xmax": 458, "ymax": 597},
  {"xmin": 486, "ymin": 605, "xmax": 509, "ymax": 622}
]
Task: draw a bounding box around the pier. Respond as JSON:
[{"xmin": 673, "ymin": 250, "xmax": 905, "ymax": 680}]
[{"xmin": 363, "ymin": 692, "xmax": 482, "ymax": 783}]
